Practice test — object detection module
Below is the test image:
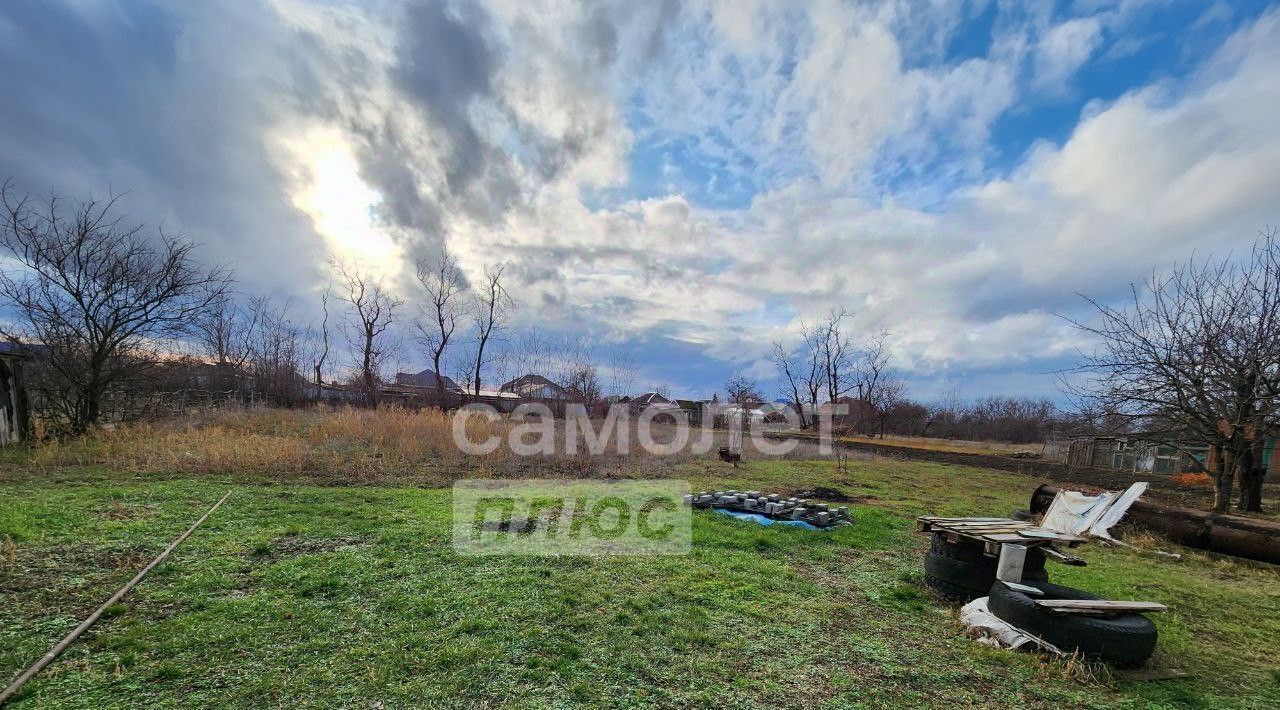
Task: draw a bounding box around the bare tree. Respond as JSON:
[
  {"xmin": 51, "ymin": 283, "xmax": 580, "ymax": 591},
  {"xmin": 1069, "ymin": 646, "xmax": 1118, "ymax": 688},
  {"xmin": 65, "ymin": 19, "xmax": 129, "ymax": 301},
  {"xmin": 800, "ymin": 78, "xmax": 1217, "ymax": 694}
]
[
  {"xmin": 1068, "ymin": 229, "xmax": 1280, "ymax": 512},
  {"xmin": 468, "ymin": 264, "xmax": 510, "ymax": 396},
  {"xmin": 413, "ymin": 250, "xmax": 466, "ymax": 405},
  {"xmin": 604, "ymin": 345, "xmax": 637, "ymax": 400},
  {"xmin": 497, "ymin": 327, "xmax": 553, "ymax": 387},
  {"xmin": 798, "ymin": 321, "xmax": 827, "ymax": 427},
  {"xmin": 312, "ymin": 287, "xmax": 331, "ymax": 388},
  {"xmin": 551, "ymin": 334, "xmax": 602, "ymax": 404},
  {"xmin": 560, "ymin": 363, "xmax": 601, "ymax": 405},
  {"xmin": 334, "ymin": 261, "xmax": 400, "ymax": 408},
  {"xmin": 196, "ymin": 294, "xmax": 258, "ymax": 395},
  {"xmin": 771, "ymin": 341, "xmax": 808, "ymax": 428},
  {"xmin": 247, "ymin": 296, "xmax": 309, "ymax": 406},
  {"xmin": 820, "ymin": 307, "xmax": 855, "ymax": 403},
  {"xmin": 869, "ymin": 373, "xmax": 906, "ymax": 438},
  {"xmin": 724, "ymin": 371, "xmax": 763, "ymax": 404},
  {"xmin": 857, "ymin": 329, "xmax": 893, "ymax": 434},
  {"xmin": 921, "ymin": 386, "xmax": 964, "ymax": 437},
  {"xmin": 0, "ymin": 181, "xmax": 230, "ymax": 434}
]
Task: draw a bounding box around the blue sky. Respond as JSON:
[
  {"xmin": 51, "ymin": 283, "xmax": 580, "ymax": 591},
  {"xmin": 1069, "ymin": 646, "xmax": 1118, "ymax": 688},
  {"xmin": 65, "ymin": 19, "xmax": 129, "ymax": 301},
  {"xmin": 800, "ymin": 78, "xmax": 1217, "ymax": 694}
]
[{"xmin": 1, "ymin": 1, "xmax": 1277, "ymax": 405}]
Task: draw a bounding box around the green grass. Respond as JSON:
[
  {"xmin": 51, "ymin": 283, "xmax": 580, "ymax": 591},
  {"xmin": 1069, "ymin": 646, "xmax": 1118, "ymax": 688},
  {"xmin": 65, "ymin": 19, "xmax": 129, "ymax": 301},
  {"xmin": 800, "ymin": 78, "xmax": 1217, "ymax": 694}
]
[{"xmin": 1, "ymin": 458, "xmax": 1278, "ymax": 708}]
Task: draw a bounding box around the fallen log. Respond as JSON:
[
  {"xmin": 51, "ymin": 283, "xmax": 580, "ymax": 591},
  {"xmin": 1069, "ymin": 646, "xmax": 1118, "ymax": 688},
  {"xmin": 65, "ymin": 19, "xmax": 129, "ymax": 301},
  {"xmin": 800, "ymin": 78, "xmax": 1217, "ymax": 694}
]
[{"xmin": 1030, "ymin": 484, "xmax": 1280, "ymax": 565}]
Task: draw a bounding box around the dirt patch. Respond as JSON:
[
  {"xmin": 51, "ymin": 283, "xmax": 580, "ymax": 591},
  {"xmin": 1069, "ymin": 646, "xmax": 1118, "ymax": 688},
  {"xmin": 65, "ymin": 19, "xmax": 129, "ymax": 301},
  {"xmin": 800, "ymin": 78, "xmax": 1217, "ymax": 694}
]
[
  {"xmin": 480, "ymin": 517, "xmax": 540, "ymax": 534},
  {"xmin": 249, "ymin": 535, "xmax": 371, "ymax": 561},
  {"xmin": 791, "ymin": 486, "xmax": 855, "ymax": 503},
  {"xmin": 96, "ymin": 501, "xmax": 154, "ymax": 521},
  {"xmin": 0, "ymin": 543, "xmax": 157, "ymax": 618}
]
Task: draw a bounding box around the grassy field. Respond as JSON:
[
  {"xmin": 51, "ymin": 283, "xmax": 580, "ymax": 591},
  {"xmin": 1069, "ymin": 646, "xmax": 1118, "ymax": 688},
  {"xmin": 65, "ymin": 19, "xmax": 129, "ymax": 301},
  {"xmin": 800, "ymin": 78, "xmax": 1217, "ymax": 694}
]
[{"xmin": 2, "ymin": 410, "xmax": 1279, "ymax": 708}]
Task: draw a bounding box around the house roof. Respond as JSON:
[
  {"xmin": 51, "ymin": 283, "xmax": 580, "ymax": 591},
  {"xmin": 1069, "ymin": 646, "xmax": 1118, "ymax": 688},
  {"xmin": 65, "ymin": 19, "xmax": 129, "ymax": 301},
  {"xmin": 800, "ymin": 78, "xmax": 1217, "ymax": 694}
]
[
  {"xmin": 633, "ymin": 392, "xmax": 671, "ymax": 405},
  {"xmin": 0, "ymin": 342, "xmax": 32, "ymax": 359},
  {"xmin": 500, "ymin": 373, "xmax": 567, "ymax": 397},
  {"xmin": 394, "ymin": 369, "xmax": 461, "ymax": 390},
  {"xmin": 632, "ymin": 392, "xmax": 682, "ymax": 410}
]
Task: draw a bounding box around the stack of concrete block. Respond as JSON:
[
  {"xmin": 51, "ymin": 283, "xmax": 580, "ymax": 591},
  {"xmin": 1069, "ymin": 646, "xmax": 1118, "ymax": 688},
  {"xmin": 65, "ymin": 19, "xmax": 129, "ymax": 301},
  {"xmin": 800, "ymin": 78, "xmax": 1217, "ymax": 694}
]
[{"xmin": 684, "ymin": 490, "xmax": 852, "ymax": 528}]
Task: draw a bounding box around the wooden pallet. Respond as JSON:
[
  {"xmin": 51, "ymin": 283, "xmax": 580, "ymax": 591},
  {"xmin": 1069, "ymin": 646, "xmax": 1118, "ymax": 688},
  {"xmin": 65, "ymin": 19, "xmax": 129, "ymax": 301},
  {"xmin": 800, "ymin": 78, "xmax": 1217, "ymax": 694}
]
[{"xmin": 917, "ymin": 516, "xmax": 1087, "ymax": 556}]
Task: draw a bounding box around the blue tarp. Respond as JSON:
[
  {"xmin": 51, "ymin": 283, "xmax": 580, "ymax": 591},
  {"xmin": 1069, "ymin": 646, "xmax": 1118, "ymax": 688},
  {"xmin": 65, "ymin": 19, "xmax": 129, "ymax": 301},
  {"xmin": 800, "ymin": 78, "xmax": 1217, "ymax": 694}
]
[{"xmin": 712, "ymin": 508, "xmax": 828, "ymax": 531}]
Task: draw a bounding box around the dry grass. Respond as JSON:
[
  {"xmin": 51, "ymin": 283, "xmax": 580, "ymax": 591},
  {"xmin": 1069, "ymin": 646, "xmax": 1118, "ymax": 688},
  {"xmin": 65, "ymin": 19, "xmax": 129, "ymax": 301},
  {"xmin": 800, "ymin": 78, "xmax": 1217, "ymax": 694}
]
[
  {"xmin": 834, "ymin": 433, "xmax": 1041, "ymax": 457},
  {"xmin": 8, "ymin": 406, "xmax": 852, "ymax": 485}
]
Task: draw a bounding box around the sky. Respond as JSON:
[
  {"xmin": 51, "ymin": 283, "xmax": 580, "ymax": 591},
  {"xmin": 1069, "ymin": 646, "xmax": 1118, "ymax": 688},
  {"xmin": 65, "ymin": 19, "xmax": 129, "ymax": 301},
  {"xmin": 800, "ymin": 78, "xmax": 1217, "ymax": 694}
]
[{"xmin": 1, "ymin": 0, "xmax": 1277, "ymax": 404}]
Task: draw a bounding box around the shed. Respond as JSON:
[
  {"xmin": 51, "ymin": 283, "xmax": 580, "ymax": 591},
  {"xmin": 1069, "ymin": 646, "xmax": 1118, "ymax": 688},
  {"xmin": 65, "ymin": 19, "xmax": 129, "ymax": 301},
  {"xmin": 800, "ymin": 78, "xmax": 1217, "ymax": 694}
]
[{"xmin": 0, "ymin": 342, "xmax": 32, "ymax": 444}]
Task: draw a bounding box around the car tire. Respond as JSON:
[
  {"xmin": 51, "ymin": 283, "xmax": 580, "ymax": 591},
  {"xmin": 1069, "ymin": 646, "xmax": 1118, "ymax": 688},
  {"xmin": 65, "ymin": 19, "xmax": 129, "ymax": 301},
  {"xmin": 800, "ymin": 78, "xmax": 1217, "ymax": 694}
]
[
  {"xmin": 923, "ymin": 553, "xmax": 1048, "ymax": 603},
  {"xmin": 986, "ymin": 581, "xmax": 1158, "ymax": 667},
  {"xmin": 923, "ymin": 571, "xmax": 982, "ymax": 602},
  {"xmin": 929, "ymin": 533, "xmax": 1048, "ymax": 578}
]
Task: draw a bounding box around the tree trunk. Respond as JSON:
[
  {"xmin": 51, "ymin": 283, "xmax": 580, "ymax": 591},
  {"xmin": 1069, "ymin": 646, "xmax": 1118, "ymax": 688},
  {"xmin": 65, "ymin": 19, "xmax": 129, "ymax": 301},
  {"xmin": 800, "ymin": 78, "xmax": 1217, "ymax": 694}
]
[
  {"xmin": 1211, "ymin": 444, "xmax": 1232, "ymax": 513},
  {"xmin": 1235, "ymin": 435, "xmax": 1266, "ymax": 512},
  {"xmin": 1238, "ymin": 468, "xmax": 1265, "ymax": 512}
]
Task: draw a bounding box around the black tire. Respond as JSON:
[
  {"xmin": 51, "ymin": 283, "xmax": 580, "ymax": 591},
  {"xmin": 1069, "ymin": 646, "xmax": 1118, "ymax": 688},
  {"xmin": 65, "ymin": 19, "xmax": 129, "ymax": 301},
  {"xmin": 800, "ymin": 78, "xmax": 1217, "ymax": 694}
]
[
  {"xmin": 923, "ymin": 572, "xmax": 980, "ymax": 602},
  {"xmin": 987, "ymin": 581, "xmax": 1157, "ymax": 667},
  {"xmin": 929, "ymin": 533, "xmax": 1048, "ymax": 578},
  {"xmin": 923, "ymin": 553, "xmax": 1048, "ymax": 602}
]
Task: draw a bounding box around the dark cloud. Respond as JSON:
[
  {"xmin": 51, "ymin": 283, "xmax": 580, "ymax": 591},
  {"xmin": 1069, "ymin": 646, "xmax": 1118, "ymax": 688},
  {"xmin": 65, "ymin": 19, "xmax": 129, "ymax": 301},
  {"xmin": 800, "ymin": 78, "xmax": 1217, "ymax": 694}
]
[
  {"xmin": 0, "ymin": 0, "xmax": 327, "ymax": 303},
  {"xmin": 394, "ymin": 1, "xmax": 501, "ymax": 195}
]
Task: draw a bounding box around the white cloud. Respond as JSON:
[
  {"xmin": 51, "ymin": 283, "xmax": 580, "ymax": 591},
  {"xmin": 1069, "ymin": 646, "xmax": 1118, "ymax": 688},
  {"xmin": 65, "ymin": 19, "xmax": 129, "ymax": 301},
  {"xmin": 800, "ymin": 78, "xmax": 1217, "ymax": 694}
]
[
  {"xmin": 1033, "ymin": 17, "xmax": 1103, "ymax": 92},
  {"xmin": 3, "ymin": 0, "xmax": 1277, "ymax": 398},
  {"xmin": 968, "ymin": 9, "xmax": 1280, "ymax": 289}
]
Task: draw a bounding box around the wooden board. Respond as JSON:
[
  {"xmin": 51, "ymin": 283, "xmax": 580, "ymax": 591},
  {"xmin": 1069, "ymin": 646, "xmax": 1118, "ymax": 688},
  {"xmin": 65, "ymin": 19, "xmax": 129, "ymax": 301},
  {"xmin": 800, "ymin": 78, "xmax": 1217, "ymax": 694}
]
[
  {"xmin": 1034, "ymin": 599, "xmax": 1167, "ymax": 614},
  {"xmin": 983, "ymin": 533, "xmax": 1038, "ymax": 543},
  {"xmin": 919, "ymin": 517, "xmax": 1088, "ymax": 549}
]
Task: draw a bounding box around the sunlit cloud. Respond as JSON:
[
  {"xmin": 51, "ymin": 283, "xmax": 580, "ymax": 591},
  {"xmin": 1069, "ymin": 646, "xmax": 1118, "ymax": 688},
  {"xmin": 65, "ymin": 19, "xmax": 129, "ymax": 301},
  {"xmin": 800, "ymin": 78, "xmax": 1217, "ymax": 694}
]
[{"xmin": 281, "ymin": 127, "xmax": 404, "ymax": 281}]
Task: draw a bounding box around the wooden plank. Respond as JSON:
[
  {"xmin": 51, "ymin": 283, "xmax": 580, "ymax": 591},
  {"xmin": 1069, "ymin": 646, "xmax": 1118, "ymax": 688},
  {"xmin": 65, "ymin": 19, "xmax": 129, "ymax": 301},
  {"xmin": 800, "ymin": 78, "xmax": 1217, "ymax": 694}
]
[
  {"xmin": 934, "ymin": 524, "xmax": 1029, "ymax": 533},
  {"xmin": 1041, "ymin": 546, "xmax": 1087, "ymax": 566},
  {"xmin": 983, "ymin": 533, "xmax": 1041, "ymax": 542},
  {"xmin": 1001, "ymin": 581, "xmax": 1045, "ymax": 596},
  {"xmin": 1017, "ymin": 529, "xmax": 1063, "ymax": 540},
  {"xmin": 920, "ymin": 519, "xmax": 1016, "ymax": 527},
  {"xmin": 1035, "ymin": 600, "xmax": 1167, "ymax": 613}
]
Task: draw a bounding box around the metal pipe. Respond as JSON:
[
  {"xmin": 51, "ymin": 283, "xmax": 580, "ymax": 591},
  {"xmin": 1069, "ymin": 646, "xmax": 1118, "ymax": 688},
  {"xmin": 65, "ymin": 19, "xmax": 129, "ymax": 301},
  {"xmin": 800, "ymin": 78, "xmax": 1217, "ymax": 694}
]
[{"xmin": 0, "ymin": 490, "xmax": 232, "ymax": 705}]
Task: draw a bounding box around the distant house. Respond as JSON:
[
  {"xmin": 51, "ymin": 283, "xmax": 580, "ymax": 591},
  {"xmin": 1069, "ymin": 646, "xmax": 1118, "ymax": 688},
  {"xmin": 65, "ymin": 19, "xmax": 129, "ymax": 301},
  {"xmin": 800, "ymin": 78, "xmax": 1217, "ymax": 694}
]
[
  {"xmin": 1056, "ymin": 429, "xmax": 1277, "ymax": 476},
  {"xmin": 629, "ymin": 391, "xmax": 684, "ymax": 421},
  {"xmin": 394, "ymin": 369, "xmax": 462, "ymax": 392},
  {"xmin": 722, "ymin": 405, "xmax": 765, "ymax": 425},
  {"xmin": 500, "ymin": 374, "xmax": 570, "ymax": 400}
]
